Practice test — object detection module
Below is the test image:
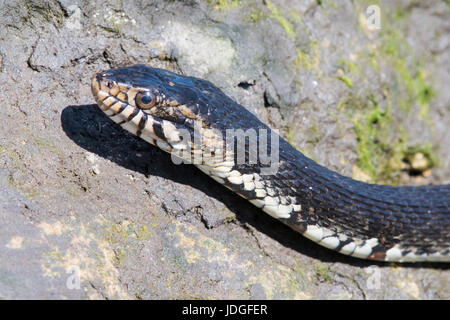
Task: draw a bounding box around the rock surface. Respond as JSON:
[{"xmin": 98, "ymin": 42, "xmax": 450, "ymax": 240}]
[{"xmin": 0, "ymin": 0, "xmax": 448, "ymax": 299}]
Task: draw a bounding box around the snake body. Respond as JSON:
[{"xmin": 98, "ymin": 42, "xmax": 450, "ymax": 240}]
[{"xmin": 91, "ymin": 64, "xmax": 450, "ymax": 262}]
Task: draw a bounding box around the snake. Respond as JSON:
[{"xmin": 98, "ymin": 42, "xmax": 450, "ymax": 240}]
[{"xmin": 91, "ymin": 64, "xmax": 449, "ymax": 263}]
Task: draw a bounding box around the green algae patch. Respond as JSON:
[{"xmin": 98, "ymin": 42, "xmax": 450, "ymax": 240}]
[
  {"xmin": 23, "ymin": 0, "xmax": 65, "ymax": 27},
  {"xmin": 337, "ymin": 59, "xmax": 360, "ymax": 75},
  {"xmin": 305, "ymin": 121, "xmax": 324, "ymax": 147},
  {"xmin": 340, "ymin": 94, "xmax": 409, "ymax": 184},
  {"xmin": 289, "ymin": 11, "xmax": 303, "ymax": 24},
  {"xmin": 285, "ymin": 123, "xmax": 320, "ymax": 163},
  {"xmin": 246, "ymin": 9, "xmax": 264, "ymax": 23},
  {"xmin": 348, "ymin": 94, "xmax": 437, "ymax": 184},
  {"xmin": 334, "ymin": 3, "xmax": 440, "ymax": 184},
  {"xmin": 265, "ymin": 0, "xmax": 296, "ymax": 40},
  {"xmin": 1, "ymin": 145, "xmax": 41, "ymax": 199},
  {"xmin": 32, "ymin": 137, "xmax": 60, "ymax": 155},
  {"xmin": 413, "ymin": 70, "xmax": 434, "ymax": 119},
  {"xmin": 337, "ymin": 75, "xmax": 353, "ymax": 88},
  {"xmin": 313, "ymin": 262, "xmax": 331, "ymax": 282},
  {"xmin": 135, "ymin": 225, "xmax": 152, "ymax": 241},
  {"xmin": 387, "ymin": 56, "xmax": 433, "ymax": 119},
  {"xmin": 352, "ymin": 3, "xmax": 435, "ymax": 121},
  {"xmin": 102, "ymin": 220, "xmax": 153, "ymax": 244},
  {"xmin": 294, "ymin": 48, "xmax": 312, "ymax": 70},
  {"xmin": 376, "ymin": 25, "xmax": 434, "ymax": 120},
  {"xmin": 294, "ymin": 39, "xmax": 320, "ymax": 73},
  {"xmin": 66, "ymin": 189, "xmax": 81, "ymax": 198},
  {"xmin": 325, "ymin": 1, "xmax": 338, "ymax": 8},
  {"xmin": 352, "ymin": 103, "xmax": 391, "ymax": 182}
]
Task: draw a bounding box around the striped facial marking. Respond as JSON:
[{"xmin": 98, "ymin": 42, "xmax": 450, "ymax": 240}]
[{"xmin": 91, "ymin": 73, "xmax": 187, "ymax": 153}]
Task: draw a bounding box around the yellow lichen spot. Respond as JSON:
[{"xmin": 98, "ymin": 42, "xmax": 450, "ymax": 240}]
[
  {"xmin": 6, "ymin": 236, "xmax": 24, "ymax": 249},
  {"xmin": 39, "ymin": 215, "xmax": 132, "ymax": 299},
  {"xmin": 409, "ymin": 153, "xmax": 428, "ymax": 171},
  {"xmin": 148, "ymin": 40, "xmax": 165, "ymax": 50},
  {"xmin": 148, "ymin": 40, "xmax": 168, "ymax": 60},
  {"xmin": 295, "ymin": 291, "xmax": 312, "ymax": 299},
  {"xmin": 38, "ymin": 221, "xmax": 68, "ymax": 236},
  {"xmin": 173, "ymin": 221, "xmax": 310, "ymax": 299},
  {"xmin": 352, "ymin": 165, "xmax": 372, "ymax": 183},
  {"xmin": 135, "ymin": 225, "xmax": 152, "ymax": 241},
  {"xmin": 396, "ymin": 279, "xmax": 420, "ymax": 299},
  {"xmin": 207, "ymin": 0, "xmax": 239, "ymax": 10}
]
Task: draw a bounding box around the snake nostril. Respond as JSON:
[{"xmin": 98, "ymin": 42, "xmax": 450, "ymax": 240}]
[{"xmin": 105, "ymin": 80, "xmax": 113, "ymax": 89}]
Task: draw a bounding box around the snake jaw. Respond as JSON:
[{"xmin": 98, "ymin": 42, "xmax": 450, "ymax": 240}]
[{"xmin": 91, "ymin": 73, "xmax": 103, "ymax": 105}]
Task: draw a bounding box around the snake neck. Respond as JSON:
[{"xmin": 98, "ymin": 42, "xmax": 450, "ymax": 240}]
[{"xmin": 193, "ymin": 124, "xmax": 450, "ymax": 262}]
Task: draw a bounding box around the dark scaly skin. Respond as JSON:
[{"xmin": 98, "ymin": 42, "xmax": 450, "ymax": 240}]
[{"xmin": 92, "ymin": 65, "xmax": 450, "ymax": 262}]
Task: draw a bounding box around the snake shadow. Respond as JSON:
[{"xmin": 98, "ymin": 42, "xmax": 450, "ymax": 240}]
[{"xmin": 61, "ymin": 104, "xmax": 448, "ymax": 270}]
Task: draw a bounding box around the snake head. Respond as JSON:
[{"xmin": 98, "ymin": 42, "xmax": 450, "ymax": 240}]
[
  {"xmin": 91, "ymin": 64, "xmax": 232, "ymax": 155},
  {"xmin": 91, "ymin": 64, "xmax": 272, "ymax": 168},
  {"xmin": 92, "ymin": 64, "xmax": 202, "ymax": 122}
]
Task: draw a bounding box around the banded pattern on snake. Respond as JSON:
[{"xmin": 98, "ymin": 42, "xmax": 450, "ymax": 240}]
[{"xmin": 91, "ymin": 64, "xmax": 450, "ymax": 263}]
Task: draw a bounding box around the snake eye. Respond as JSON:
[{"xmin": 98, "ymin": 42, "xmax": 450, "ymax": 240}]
[{"xmin": 136, "ymin": 91, "xmax": 156, "ymax": 109}]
